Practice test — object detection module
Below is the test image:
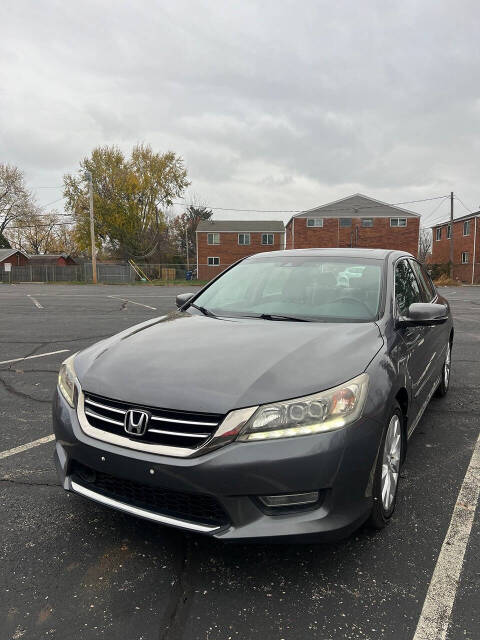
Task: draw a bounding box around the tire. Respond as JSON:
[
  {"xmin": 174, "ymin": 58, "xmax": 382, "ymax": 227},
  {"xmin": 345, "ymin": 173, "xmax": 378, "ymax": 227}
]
[
  {"xmin": 368, "ymin": 403, "xmax": 404, "ymax": 530},
  {"xmin": 435, "ymin": 340, "xmax": 452, "ymax": 398}
]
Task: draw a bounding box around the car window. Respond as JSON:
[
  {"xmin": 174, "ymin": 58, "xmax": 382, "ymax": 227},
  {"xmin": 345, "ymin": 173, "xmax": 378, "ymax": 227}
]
[
  {"xmin": 193, "ymin": 256, "xmax": 383, "ymax": 322},
  {"xmin": 420, "ymin": 263, "xmax": 437, "ymax": 300},
  {"xmin": 395, "ymin": 259, "xmax": 422, "ymax": 315},
  {"xmin": 409, "ymin": 259, "xmax": 433, "ymax": 302}
]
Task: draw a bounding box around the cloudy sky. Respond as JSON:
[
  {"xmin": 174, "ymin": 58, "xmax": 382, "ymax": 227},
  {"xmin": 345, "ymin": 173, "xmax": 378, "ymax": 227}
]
[{"xmin": 1, "ymin": 0, "xmax": 479, "ymax": 226}]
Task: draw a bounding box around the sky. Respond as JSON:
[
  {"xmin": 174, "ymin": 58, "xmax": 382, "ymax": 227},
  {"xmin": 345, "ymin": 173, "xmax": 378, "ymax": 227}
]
[{"xmin": 1, "ymin": 0, "xmax": 480, "ymax": 227}]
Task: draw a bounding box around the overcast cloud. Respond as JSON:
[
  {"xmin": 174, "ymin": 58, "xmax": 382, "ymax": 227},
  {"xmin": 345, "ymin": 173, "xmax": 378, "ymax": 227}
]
[{"xmin": 1, "ymin": 0, "xmax": 479, "ymax": 225}]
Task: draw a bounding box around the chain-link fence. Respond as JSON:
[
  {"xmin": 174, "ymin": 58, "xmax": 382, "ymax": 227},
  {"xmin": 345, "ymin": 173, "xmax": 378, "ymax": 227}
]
[{"xmin": 0, "ymin": 263, "xmax": 217, "ymax": 284}]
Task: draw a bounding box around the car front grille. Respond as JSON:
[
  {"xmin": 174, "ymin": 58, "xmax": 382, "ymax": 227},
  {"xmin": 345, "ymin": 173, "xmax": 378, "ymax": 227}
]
[
  {"xmin": 71, "ymin": 462, "xmax": 229, "ymax": 527},
  {"xmin": 82, "ymin": 392, "xmax": 224, "ymax": 449}
]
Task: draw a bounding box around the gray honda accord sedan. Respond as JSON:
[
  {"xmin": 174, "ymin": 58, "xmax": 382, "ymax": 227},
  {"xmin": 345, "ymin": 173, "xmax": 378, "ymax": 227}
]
[{"xmin": 53, "ymin": 248, "xmax": 453, "ymax": 541}]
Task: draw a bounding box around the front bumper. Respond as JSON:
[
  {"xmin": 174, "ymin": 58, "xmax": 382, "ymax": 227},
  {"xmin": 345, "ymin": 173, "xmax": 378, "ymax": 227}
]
[{"xmin": 53, "ymin": 388, "xmax": 384, "ymax": 541}]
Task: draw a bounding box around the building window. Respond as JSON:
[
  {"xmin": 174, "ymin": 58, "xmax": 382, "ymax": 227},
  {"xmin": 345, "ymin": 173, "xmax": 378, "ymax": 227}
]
[
  {"xmin": 207, "ymin": 232, "xmax": 220, "ymax": 245},
  {"xmin": 447, "ymin": 225, "xmax": 452, "ymax": 239},
  {"xmin": 207, "ymin": 257, "xmax": 220, "ymax": 266},
  {"xmin": 340, "ymin": 218, "xmax": 352, "ymax": 227},
  {"xmin": 238, "ymin": 233, "xmax": 250, "ymax": 245},
  {"xmin": 390, "ymin": 217, "xmax": 407, "ymax": 227},
  {"xmin": 361, "ymin": 218, "xmax": 373, "ymax": 227},
  {"xmin": 462, "ymin": 252, "xmax": 469, "ymax": 264},
  {"xmin": 464, "ymin": 220, "xmax": 471, "ymax": 236},
  {"xmin": 262, "ymin": 233, "xmax": 274, "ymax": 245},
  {"xmin": 306, "ymin": 218, "xmax": 323, "ymax": 227},
  {"xmin": 436, "ymin": 227, "xmax": 442, "ymax": 241}
]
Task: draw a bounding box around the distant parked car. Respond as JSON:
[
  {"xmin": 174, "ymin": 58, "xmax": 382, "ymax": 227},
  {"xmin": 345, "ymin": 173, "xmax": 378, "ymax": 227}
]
[{"xmin": 53, "ymin": 248, "xmax": 453, "ymax": 541}]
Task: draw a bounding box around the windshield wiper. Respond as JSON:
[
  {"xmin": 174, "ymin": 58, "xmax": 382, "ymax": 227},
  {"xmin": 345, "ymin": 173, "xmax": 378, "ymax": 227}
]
[
  {"xmin": 189, "ymin": 303, "xmax": 217, "ymax": 318},
  {"xmin": 240, "ymin": 313, "xmax": 311, "ymax": 322}
]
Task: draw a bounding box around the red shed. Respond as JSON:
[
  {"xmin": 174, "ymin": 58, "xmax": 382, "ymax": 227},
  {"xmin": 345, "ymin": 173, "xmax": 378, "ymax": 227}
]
[
  {"xmin": 0, "ymin": 249, "xmax": 30, "ymax": 267},
  {"xmin": 28, "ymin": 254, "xmax": 77, "ymax": 266}
]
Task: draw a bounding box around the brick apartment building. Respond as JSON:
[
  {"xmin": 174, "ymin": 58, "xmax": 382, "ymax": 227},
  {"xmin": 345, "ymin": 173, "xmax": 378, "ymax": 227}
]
[
  {"xmin": 196, "ymin": 220, "xmax": 285, "ymax": 280},
  {"xmin": 430, "ymin": 211, "xmax": 480, "ymax": 283},
  {"xmin": 285, "ymin": 194, "xmax": 420, "ymax": 255}
]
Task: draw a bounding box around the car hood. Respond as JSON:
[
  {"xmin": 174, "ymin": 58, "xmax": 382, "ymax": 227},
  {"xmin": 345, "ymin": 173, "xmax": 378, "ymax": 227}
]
[{"xmin": 74, "ymin": 312, "xmax": 384, "ymax": 415}]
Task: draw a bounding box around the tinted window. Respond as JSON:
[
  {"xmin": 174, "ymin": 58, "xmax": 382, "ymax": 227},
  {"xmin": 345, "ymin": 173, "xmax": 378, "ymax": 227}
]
[
  {"xmin": 395, "ymin": 259, "xmax": 422, "ymax": 315},
  {"xmin": 409, "ymin": 259, "xmax": 433, "ymax": 302},
  {"xmin": 419, "ymin": 263, "xmax": 437, "ymax": 299},
  {"xmin": 193, "ymin": 256, "xmax": 383, "ymax": 322}
]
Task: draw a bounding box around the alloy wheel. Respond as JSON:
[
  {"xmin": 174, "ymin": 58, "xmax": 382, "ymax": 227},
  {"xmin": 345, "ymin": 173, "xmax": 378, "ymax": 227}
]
[
  {"xmin": 444, "ymin": 342, "xmax": 451, "ymax": 389},
  {"xmin": 381, "ymin": 415, "xmax": 401, "ymax": 511}
]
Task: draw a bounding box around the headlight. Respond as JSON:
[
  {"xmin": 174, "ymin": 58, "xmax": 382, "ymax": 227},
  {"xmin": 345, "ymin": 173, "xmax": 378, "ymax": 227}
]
[
  {"xmin": 238, "ymin": 373, "xmax": 369, "ymax": 441},
  {"xmin": 58, "ymin": 354, "xmax": 78, "ymax": 407}
]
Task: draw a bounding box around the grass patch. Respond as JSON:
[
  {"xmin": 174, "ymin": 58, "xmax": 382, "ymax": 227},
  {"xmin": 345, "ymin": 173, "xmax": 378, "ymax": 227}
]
[{"xmin": 433, "ymin": 274, "xmax": 462, "ymax": 286}]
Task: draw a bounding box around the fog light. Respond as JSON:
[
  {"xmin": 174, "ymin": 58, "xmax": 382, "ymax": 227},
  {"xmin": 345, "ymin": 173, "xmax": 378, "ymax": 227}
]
[{"xmin": 259, "ymin": 491, "xmax": 319, "ymax": 508}]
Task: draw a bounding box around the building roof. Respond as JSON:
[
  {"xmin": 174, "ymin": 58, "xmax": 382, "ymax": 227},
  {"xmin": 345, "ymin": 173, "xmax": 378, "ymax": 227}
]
[
  {"xmin": 287, "ymin": 193, "xmax": 420, "ymax": 226},
  {"xmin": 28, "ymin": 253, "xmax": 76, "ymax": 264},
  {"xmin": 0, "ymin": 248, "xmax": 28, "ymax": 262},
  {"xmin": 430, "ymin": 211, "xmax": 480, "ymax": 228},
  {"xmin": 197, "ymin": 220, "xmax": 285, "ymax": 232}
]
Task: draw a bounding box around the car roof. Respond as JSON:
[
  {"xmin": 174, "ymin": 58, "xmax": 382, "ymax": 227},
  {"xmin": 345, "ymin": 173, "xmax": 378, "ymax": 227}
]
[{"xmin": 246, "ymin": 248, "xmax": 412, "ymax": 261}]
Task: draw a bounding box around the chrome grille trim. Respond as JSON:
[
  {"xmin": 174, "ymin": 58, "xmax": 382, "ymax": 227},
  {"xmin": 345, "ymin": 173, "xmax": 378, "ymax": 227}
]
[
  {"xmin": 75, "ymin": 387, "xmax": 258, "ymax": 458},
  {"xmin": 84, "ymin": 397, "xmax": 126, "ymax": 415},
  {"xmin": 84, "ymin": 408, "xmax": 124, "ymax": 427},
  {"xmin": 69, "ymin": 479, "xmax": 221, "ymax": 532},
  {"xmin": 149, "ymin": 415, "xmax": 218, "ymax": 427},
  {"xmin": 148, "ymin": 428, "xmax": 210, "ymax": 438}
]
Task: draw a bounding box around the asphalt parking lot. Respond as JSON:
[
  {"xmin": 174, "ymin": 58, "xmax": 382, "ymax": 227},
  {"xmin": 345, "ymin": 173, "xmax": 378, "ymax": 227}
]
[{"xmin": 0, "ymin": 283, "xmax": 478, "ymax": 640}]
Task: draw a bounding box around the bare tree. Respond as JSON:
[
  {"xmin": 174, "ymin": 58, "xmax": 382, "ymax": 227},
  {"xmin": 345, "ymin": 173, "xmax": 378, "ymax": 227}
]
[
  {"xmin": 0, "ymin": 164, "xmax": 34, "ymax": 237},
  {"xmin": 418, "ymin": 228, "xmax": 432, "ymax": 263},
  {"xmin": 17, "ymin": 210, "xmax": 60, "ymax": 254}
]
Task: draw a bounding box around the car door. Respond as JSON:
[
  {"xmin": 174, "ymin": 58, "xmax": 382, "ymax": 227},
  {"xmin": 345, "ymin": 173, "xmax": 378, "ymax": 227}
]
[
  {"xmin": 409, "ymin": 258, "xmax": 448, "ymax": 386},
  {"xmin": 394, "ymin": 258, "xmax": 436, "ymax": 419}
]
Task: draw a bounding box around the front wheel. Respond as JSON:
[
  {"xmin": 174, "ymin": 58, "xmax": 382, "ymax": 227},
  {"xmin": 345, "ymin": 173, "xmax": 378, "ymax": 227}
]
[
  {"xmin": 368, "ymin": 404, "xmax": 404, "ymax": 529},
  {"xmin": 435, "ymin": 340, "xmax": 452, "ymax": 397}
]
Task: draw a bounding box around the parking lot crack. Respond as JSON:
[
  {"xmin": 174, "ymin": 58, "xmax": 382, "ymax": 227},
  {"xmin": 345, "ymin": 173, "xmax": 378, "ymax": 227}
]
[
  {"xmin": 0, "ymin": 477, "xmax": 59, "ymax": 488},
  {"xmin": 0, "ymin": 375, "xmax": 50, "ymax": 404},
  {"xmin": 158, "ymin": 535, "xmax": 195, "ymax": 640}
]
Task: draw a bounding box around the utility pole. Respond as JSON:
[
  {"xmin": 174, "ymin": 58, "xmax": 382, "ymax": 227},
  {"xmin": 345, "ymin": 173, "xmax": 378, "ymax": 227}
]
[
  {"xmin": 86, "ymin": 171, "xmax": 97, "ymax": 284},
  {"xmin": 185, "ymin": 227, "xmax": 190, "ymax": 271},
  {"xmin": 449, "ymin": 191, "xmax": 454, "ymax": 279}
]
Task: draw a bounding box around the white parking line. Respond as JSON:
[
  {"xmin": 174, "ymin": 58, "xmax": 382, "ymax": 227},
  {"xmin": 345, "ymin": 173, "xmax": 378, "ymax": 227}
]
[
  {"xmin": 27, "ymin": 294, "xmax": 44, "ymax": 309},
  {"xmin": 0, "ymin": 434, "xmax": 55, "ymax": 460},
  {"xmin": 0, "ymin": 349, "xmax": 69, "ymax": 366},
  {"xmin": 108, "ymin": 295, "xmax": 157, "ymax": 310},
  {"xmin": 413, "ymin": 432, "xmax": 480, "ymax": 640}
]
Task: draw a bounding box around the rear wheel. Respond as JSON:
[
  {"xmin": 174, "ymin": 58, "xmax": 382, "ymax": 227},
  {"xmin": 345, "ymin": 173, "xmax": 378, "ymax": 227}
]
[
  {"xmin": 369, "ymin": 404, "xmax": 404, "ymax": 529},
  {"xmin": 435, "ymin": 340, "xmax": 451, "ymax": 397}
]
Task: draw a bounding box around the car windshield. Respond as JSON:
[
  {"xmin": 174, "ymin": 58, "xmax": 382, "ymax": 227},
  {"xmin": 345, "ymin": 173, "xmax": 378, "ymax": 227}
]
[{"xmin": 193, "ymin": 256, "xmax": 383, "ymax": 322}]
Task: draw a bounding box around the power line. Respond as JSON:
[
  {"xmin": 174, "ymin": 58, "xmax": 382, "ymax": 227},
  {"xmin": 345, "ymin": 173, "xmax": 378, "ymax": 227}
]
[
  {"xmin": 7, "ymin": 221, "xmax": 74, "ymax": 230},
  {"xmin": 170, "ymin": 194, "xmax": 448, "ymax": 214},
  {"xmin": 419, "ymin": 196, "xmax": 450, "ymax": 227},
  {"xmin": 455, "ymin": 195, "xmax": 473, "ymax": 214},
  {"xmin": 37, "ymin": 196, "xmax": 66, "ymax": 209},
  {"xmin": 32, "ymin": 185, "xmax": 64, "ymax": 189}
]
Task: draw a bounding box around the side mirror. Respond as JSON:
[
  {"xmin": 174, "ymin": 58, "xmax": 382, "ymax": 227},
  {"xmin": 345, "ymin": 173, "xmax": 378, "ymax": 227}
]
[
  {"xmin": 399, "ymin": 302, "xmax": 448, "ymax": 326},
  {"xmin": 176, "ymin": 292, "xmax": 194, "ymax": 309}
]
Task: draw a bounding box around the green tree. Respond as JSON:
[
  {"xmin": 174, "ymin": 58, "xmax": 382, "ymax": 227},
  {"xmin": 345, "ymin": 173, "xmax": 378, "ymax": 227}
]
[{"xmin": 63, "ymin": 145, "xmax": 190, "ymax": 258}]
